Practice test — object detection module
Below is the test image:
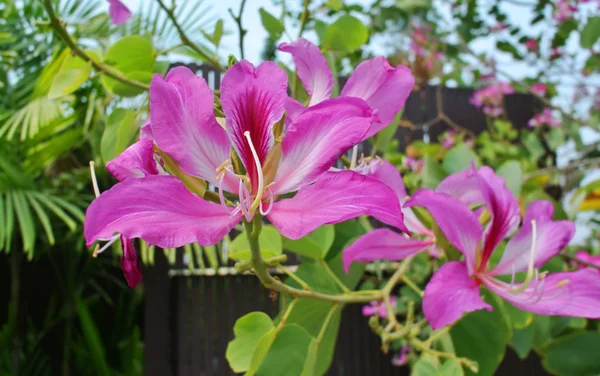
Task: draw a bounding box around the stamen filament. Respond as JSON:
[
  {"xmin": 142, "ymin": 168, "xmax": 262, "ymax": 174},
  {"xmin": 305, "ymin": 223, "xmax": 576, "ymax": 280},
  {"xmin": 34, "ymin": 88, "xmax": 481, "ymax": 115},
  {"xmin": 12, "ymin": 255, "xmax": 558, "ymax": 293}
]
[
  {"xmin": 259, "ymin": 187, "xmax": 275, "ymax": 216},
  {"xmin": 350, "ymin": 145, "xmax": 359, "ymax": 169},
  {"xmin": 96, "ymin": 234, "xmax": 120, "ymax": 255},
  {"xmin": 89, "ymin": 161, "xmax": 100, "ymax": 198},
  {"xmin": 218, "ymin": 170, "xmax": 233, "ymax": 215},
  {"xmin": 510, "ymin": 220, "xmax": 537, "ymax": 293},
  {"xmin": 238, "ymin": 179, "xmax": 252, "ymax": 221},
  {"xmin": 243, "ymin": 131, "xmax": 266, "ymax": 215}
]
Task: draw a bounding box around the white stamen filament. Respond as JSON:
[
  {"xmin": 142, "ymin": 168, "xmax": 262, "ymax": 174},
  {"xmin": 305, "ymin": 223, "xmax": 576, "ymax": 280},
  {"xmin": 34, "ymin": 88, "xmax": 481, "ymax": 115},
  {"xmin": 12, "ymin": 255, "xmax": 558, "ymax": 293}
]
[
  {"xmin": 349, "ymin": 145, "xmax": 359, "ymax": 169},
  {"xmin": 238, "ymin": 179, "xmax": 252, "ymax": 221},
  {"xmin": 218, "ymin": 170, "xmax": 234, "ymax": 215},
  {"xmin": 510, "ymin": 220, "xmax": 537, "ymax": 293},
  {"xmin": 96, "ymin": 234, "xmax": 120, "ymax": 255},
  {"xmin": 259, "ymin": 187, "xmax": 274, "ymax": 216},
  {"xmin": 243, "ymin": 131, "xmax": 266, "ymax": 214},
  {"xmin": 89, "ymin": 161, "xmax": 100, "ymax": 198}
]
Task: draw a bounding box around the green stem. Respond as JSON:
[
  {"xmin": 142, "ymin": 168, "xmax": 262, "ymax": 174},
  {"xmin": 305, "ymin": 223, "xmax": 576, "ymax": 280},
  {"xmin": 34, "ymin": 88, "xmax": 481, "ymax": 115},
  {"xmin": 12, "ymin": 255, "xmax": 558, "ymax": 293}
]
[
  {"xmin": 320, "ymin": 259, "xmax": 350, "ymax": 293},
  {"xmin": 41, "ymin": 0, "xmax": 150, "ymax": 90},
  {"xmin": 400, "ymin": 275, "xmax": 424, "ymax": 297},
  {"xmin": 382, "ymin": 257, "xmax": 414, "ymax": 332},
  {"xmin": 155, "ymin": 0, "xmax": 224, "ymax": 70},
  {"xmin": 298, "ymin": 0, "xmax": 310, "ymax": 38},
  {"xmin": 228, "ymin": 0, "xmax": 248, "ymax": 60},
  {"xmin": 244, "ymin": 217, "xmax": 382, "ymax": 304},
  {"xmin": 276, "ymin": 265, "xmax": 311, "ymax": 290}
]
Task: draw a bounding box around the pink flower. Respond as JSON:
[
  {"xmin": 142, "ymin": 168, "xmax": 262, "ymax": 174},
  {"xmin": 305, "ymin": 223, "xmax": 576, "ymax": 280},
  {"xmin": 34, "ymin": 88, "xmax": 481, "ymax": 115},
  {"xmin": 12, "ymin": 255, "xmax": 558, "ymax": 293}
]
[
  {"xmin": 404, "ymin": 166, "xmax": 600, "ymax": 329},
  {"xmin": 530, "ymin": 83, "xmax": 547, "ymax": 96},
  {"xmin": 550, "ymin": 47, "xmax": 564, "ymax": 59},
  {"xmin": 278, "ymin": 38, "xmax": 414, "ymax": 139},
  {"xmin": 107, "ymin": 0, "xmax": 131, "ymax": 25},
  {"xmin": 343, "ymin": 159, "xmax": 438, "ymax": 271},
  {"xmin": 491, "ymin": 22, "xmax": 508, "ymax": 33},
  {"xmin": 85, "ymin": 62, "xmax": 408, "ymax": 256},
  {"xmin": 574, "ymin": 251, "xmax": 600, "ymax": 271},
  {"xmin": 528, "ymin": 108, "xmax": 561, "ymax": 128},
  {"xmin": 362, "ymin": 296, "xmax": 398, "ymax": 318},
  {"xmin": 392, "ymin": 346, "xmax": 410, "ymax": 367},
  {"xmin": 441, "ymin": 130, "xmax": 456, "ymax": 149},
  {"xmin": 470, "ymin": 82, "xmax": 513, "ymax": 117},
  {"xmin": 525, "ymin": 39, "xmax": 538, "ymax": 53},
  {"xmin": 554, "ymin": 0, "xmax": 577, "ymax": 22}
]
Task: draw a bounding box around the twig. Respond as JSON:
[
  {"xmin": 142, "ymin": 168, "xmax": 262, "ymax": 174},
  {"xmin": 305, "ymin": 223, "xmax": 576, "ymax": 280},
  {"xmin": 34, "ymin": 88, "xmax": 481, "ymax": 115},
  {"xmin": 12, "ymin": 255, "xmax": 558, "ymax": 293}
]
[
  {"xmin": 382, "ymin": 257, "xmax": 415, "ymax": 332},
  {"xmin": 561, "ymin": 253, "xmax": 600, "ymax": 270},
  {"xmin": 298, "ymin": 0, "xmax": 310, "ymax": 38},
  {"xmin": 523, "ymin": 157, "xmax": 600, "ymax": 180},
  {"xmin": 228, "ymin": 0, "xmax": 248, "ymax": 60},
  {"xmin": 276, "ymin": 265, "xmax": 311, "ymax": 290},
  {"xmin": 320, "ymin": 259, "xmax": 351, "ymax": 293},
  {"xmin": 155, "ymin": 0, "xmax": 224, "ymax": 70},
  {"xmin": 41, "ymin": 0, "xmax": 149, "ymax": 90}
]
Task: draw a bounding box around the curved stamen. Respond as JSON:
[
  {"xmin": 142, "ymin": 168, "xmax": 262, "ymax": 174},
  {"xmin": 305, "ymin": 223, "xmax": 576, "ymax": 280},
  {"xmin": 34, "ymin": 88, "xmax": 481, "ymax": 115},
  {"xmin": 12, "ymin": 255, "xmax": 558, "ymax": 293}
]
[
  {"xmin": 349, "ymin": 144, "xmax": 359, "ymax": 169},
  {"xmin": 510, "ymin": 264, "xmax": 516, "ymax": 288},
  {"xmin": 259, "ymin": 187, "xmax": 275, "ymax": 216},
  {"xmin": 540, "ymin": 279, "xmax": 569, "ymax": 302},
  {"xmin": 238, "ymin": 179, "xmax": 251, "ymax": 221},
  {"xmin": 525, "ymin": 269, "xmax": 541, "ymax": 299},
  {"xmin": 530, "ymin": 276, "xmax": 547, "ymax": 304},
  {"xmin": 510, "ymin": 220, "xmax": 538, "ymax": 293},
  {"xmin": 95, "ymin": 234, "xmax": 120, "ymax": 255},
  {"xmin": 89, "ymin": 161, "xmax": 101, "ymax": 198},
  {"xmin": 243, "ymin": 131, "xmax": 265, "ymax": 215},
  {"xmin": 218, "ymin": 170, "xmax": 235, "ymax": 215}
]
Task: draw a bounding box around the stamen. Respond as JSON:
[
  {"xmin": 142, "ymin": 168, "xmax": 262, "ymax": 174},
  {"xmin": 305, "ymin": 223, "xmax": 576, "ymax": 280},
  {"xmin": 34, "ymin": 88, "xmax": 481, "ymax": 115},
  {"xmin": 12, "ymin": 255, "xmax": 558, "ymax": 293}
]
[
  {"xmin": 238, "ymin": 179, "xmax": 252, "ymax": 221},
  {"xmin": 89, "ymin": 161, "xmax": 100, "ymax": 198},
  {"xmin": 510, "ymin": 264, "xmax": 516, "ymax": 288},
  {"xmin": 524, "ymin": 270, "xmax": 541, "ymax": 299},
  {"xmin": 218, "ymin": 170, "xmax": 234, "ymax": 215},
  {"xmin": 530, "ymin": 276, "xmax": 547, "ymax": 304},
  {"xmin": 95, "ymin": 234, "xmax": 120, "ymax": 255},
  {"xmin": 350, "ymin": 145, "xmax": 359, "ymax": 169},
  {"xmin": 259, "ymin": 187, "xmax": 275, "ymax": 216},
  {"xmin": 510, "ymin": 220, "xmax": 537, "ymax": 293},
  {"xmin": 243, "ymin": 131, "xmax": 266, "ymax": 215}
]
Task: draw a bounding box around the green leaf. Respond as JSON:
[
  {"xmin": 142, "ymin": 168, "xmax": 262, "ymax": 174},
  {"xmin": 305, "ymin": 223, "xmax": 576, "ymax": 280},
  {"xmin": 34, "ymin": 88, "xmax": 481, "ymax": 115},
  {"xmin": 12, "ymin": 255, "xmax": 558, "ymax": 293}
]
[
  {"xmin": 440, "ymin": 358, "xmax": 465, "ymax": 376},
  {"xmin": 225, "ymin": 312, "xmax": 274, "ymax": 373},
  {"xmin": 76, "ymin": 298, "xmax": 111, "ymax": 376},
  {"xmin": 442, "ymin": 144, "xmax": 479, "ymax": 174},
  {"xmin": 584, "ymin": 54, "xmax": 600, "ymax": 73},
  {"xmin": 580, "ymin": 16, "xmax": 600, "ymax": 49},
  {"xmin": 451, "ymin": 292, "xmax": 510, "ymax": 376},
  {"xmin": 100, "ymin": 108, "xmax": 138, "ymax": 164},
  {"xmin": 496, "ymin": 160, "xmax": 523, "ymax": 197},
  {"xmin": 530, "ymin": 315, "xmax": 552, "ymax": 349},
  {"xmin": 256, "ymin": 324, "xmax": 314, "ymax": 376},
  {"xmin": 101, "ymin": 36, "xmax": 155, "ymax": 97},
  {"xmin": 496, "ymin": 41, "xmax": 521, "ymax": 59},
  {"xmin": 327, "ymin": 0, "xmax": 344, "ymax": 11},
  {"xmin": 411, "ymin": 354, "xmax": 439, "ymax": 376},
  {"xmin": 422, "ymin": 155, "xmax": 448, "ymax": 189},
  {"xmin": 502, "ymin": 302, "xmax": 533, "ymax": 329},
  {"xmin": 11, "ymin": 191, "xmax": 35, "ymax": 254},
  {"xmin": 511, "ymin": 327, "xmax": 533, "ymax": 359},
  {"xmin": 542, "ymin": 332, "xmax": 600, "ymax": 376},
  {"xmin": 259, "ymin": 8, "xmax": 284, "ymax": 40},
  {"xmin": 323, "ymin": 15, "xmax": 368, "ymax": 53},
  {"xmin": 213, "ymin": 19, "xmax": 224, "ymax": 46},
  {"xmin": 300, "ymin": 340, "xmax": 319, "ymax": 376},
  {"xmin": 247, "ymin": 330, "xmax": 278, "ymax": 376},
  {"xmin": 282, "ymin": 225, "xmax": 335, "ymax": 259},
  {"xmin": 48, "ymin": 52, "xmax": 92, "ymax": 99},
  {"xmin": 228, "ymin": 225, "xmax": 282, "ymax": 260}
]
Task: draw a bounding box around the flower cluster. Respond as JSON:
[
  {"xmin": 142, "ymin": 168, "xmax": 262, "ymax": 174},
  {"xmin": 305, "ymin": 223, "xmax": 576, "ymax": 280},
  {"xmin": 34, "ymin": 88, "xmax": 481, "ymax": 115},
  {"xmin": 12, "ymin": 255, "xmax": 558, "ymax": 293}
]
[
  {"xmin": 553, "ymin": 0, "xmax": 577, "ymax": 23},
  {"xmin": 528, "ymin": 108, "xmax": 560, "ymax": 128},
  {"xmin": 469, "ymin": 82, "xmax": 514, "ymax": 117}
]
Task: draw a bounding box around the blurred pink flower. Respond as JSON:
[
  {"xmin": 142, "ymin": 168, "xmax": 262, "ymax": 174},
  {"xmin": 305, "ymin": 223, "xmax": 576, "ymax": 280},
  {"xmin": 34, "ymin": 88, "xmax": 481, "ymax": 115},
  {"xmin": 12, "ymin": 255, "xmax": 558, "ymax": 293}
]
[
  {"xmin": 528, "ymin": 108, "xmax": 560, "ymax": 128},
  {"xmin": 107, "ymin": 0, "xmax": 131, "ymax": 25},
  {"xmin": 525, "ymin": 39, "xmax": 538, "ymax": 52},
  {"xmin": 550, "ymin": 47, "xmax": 564, "ymax": 59},
  {"xmin": 491, "ymin": 22, "xmax": 508, "ymax": 33},
  {"xmin": 362, "ymin": 297, "xmax": 398, "ymax": 318},
  {"xmin": 470, "ymin": 82, "xmax": 513, "ymax": 117},
  {"xmin": 554, "ymin": 0, "xmax": 577, "ymax": 22},
  {"xmin": 574, "ymin": 251, "xmax": 600, "ymax": 271},
  {"xmin": 392, "ymin": 346, "xmax": 410, "ymax": 367},
  {"xmin": 530, "ymin": 83, "xmax": 547, "ymax": 96},
  {"xmin": 404, "ymin": 156, "xmax": 424, "ymax": 173},
  {"xmin": 441, "ymin": 130, "xmax": 456, "ymax": 149}
]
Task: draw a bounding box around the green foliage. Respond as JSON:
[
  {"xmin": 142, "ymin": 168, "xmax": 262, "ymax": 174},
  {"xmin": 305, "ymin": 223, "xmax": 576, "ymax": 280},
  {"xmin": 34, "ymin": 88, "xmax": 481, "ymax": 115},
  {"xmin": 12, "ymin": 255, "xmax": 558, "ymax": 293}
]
[
  {"xmin": 323, "ymin": 15, "xmax": 368, "ymax": 53},
  {"xmin": 282, "ymin": 225, "xmax": 335, "ymax": 259},
  {"xmin": 226, "ymin": 312, "xmax": 275, "ymax": 373},
  {"xmin": 542, "ymin": 332, "xmax": 600, "ymax": 376},
  {"xmin": 580, "ymin": 16, "xmax": 600, "ymax": 49},
  {"xmin": 442, "ymin": 144, "xmax": 479, "ymax": 174},
  {"xmin": 229, "ymin": 225, "xmax": 282, "ymax": 260},
  {"xmin": 100, "ymin": 108, "xmax": 139, "ymax": 163},
  {"xmin": 101, "ymin": 36, "xmax": 155, "ymax": 97},
  {"xmin": 259, "ymin": 8, "xmax": 285, "ymax": 41}
]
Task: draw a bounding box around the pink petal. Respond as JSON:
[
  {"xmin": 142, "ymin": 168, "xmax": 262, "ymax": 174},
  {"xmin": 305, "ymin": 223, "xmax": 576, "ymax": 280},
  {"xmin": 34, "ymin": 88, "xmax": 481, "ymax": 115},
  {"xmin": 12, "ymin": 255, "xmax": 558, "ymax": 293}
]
[
  {"xmin": 272, "ymin": 97, "xmax": 375, "ymax": 195},
  {"xmin": 482, "ymin": 270, "xmax": 600, "ymax": 318},
  {"xmin": 341, "ymin": 57, "xmax": 414, "ymax": 138},
  {"xmin": 268, "ymin": 170, "xmax": 407, "ymax": 240},
  {"xmin": 491, "ymin": 201, "xmax": 575, "ymax": 276},
  {"xmin": 278, "ymin": 38, "xmax": 333, "ymax": 106},
  {"xmin": 423, "ymin": 262, "xmax": 492, "ymax": 329},
  {"xmin": 120, "ymin": 235, "xmax": 142, "ymax": 288},
  {"xmin": 106, "ymin": 138, "xmax": 158, "ymax": 181},
  {"xmin": 139, "ymin": 118, "xmax": 153, "ymax": 140},
  {"xmin": 284, "ymin": 96, "xmax": 306, "ymax": 125},
  {"xmin": 574, "ymin": 251, "xmax": 600, "ymax": 270},
  {"xmin": 342, "ymin": 228, "xmax": 434, "ymax": 272},
  {"xmin": 107, "ymin": 0, "xmax": 132, "ymax": 25},
  {"xmin": 150, "ymin": 67, "xmax": 234, "ymax": 190},
  {"xmin": 405, "ymin": 189, "xmax": 482, "ymax": 273},
  {"xmin": 221, "ymin": 61, "xmax": 287, "ymax": 193},
  {"xmin": 84, "ymin": 175, "xmax": 241, "ymax": 248},
  {"xmin": 437, "ymin": 167, "xmax": 483, "ymax": 206}
]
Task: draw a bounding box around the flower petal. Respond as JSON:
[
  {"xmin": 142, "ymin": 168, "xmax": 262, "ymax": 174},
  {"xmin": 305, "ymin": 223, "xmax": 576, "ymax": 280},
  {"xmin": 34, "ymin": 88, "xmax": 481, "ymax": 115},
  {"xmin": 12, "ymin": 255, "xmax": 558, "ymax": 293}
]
[
  {"xmin": 121, "ymin": 235, "xmax": 142, "ymax": 288},
  {"xmin": 84, "ymin": 175, "xmax": 241, "ymax": 248},
  {"xmin": 107, "ymin": 0, "xmax": 131, "ymax": 25},
  {"xmin": 342, "ymin": 228, "xmax": 434, "ymax": 272},
  {"xmin": 221, "ymin": 61, "xmax": 287, "ymax": 192},
  {"xmin": 341, "ymin": 57, "xmax": 414, "ymax": 138},
  {"xmin": 150, "ymin": 67, "xmax": 233, "ymax": 189},
  {"xmin": 405, "ymin": 189, "xmax": 482, "ymax": 273},
  {"xmin": 106, "ymin": 138, "xmax": 158, "ymax": 181},
  {"xmin": 423, "ymin": 262, "xmax": 492, "ymax": 329},
  {"xmin": 482, "ymin": 270, "xmax": 600, "ymax": 318},
  {"xmin": 574, "ymin": 251, "xmax": 600, "ymax": 270},
  {"xmin": 284, "ymin": 96, "xmax": 306, "ymax": 125},
  {"xmin": 272, "ymin": 97, "xmax": 376, "ymax": 195},
  {"xmin": 437, "ymin": 167, "xmax": 483, "ymax": 205},
  {"xmin": 268, "ymin": 170, "xmax": 407, "ymax": 240},
  {"xmin": 278, "ymin": 38, "xmax": 333, "ymax": 106},
  {"xmin": 491, "ymin": 201, "xmax": 575, "ymax": 276}
]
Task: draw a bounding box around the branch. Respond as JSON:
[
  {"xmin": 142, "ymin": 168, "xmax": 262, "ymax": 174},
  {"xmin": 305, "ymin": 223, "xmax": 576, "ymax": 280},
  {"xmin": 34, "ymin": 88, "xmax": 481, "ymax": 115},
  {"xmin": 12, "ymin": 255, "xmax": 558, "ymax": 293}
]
[
  {"xmin": 561, "ymin": 253, "xmax": 600, "ymax": 270},
  {"xmin": 41, "ymin": 0, "xmax": 149, "ymax": 91},
  {"xmin": 228, "ymin": 0, "xmax": 248, "ymax": 60},
  {"xmin": 298, "ymin": 0, "xmax": 310, "ymax": 38},
  {"xmin": 523, "ymin": 157, "xmax": 600, "ymax": 180},
  {"xmin": 155, "ymin": 0, "xmax": 224, "ymax": 71}
]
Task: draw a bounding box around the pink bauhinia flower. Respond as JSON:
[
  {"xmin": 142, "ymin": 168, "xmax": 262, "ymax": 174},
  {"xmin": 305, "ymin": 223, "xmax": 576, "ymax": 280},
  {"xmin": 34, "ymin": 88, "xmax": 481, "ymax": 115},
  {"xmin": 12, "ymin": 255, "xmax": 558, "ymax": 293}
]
[
  {"xmin": 470, "ymin": 82, "xmax": 513, "ymax": 117},
  {"xmin": 85, "ymin": 62, "xmax": 408, "ymax": 255},
  {"xmin": 343, "ymin": 159, "xmax": 438, "ymax": 272},
  {"xmin": 392, "ymin": 345, "xmax": 410, "ymax": 367},
  {"xmin": 404, "ymin": 166, "xmax": 600, "ymax": 329},
  {"xmin": 278, "ymin": 38, "xmax": 414, "ymax": 139},
  {"xmin": 362, "ymin": 296, "xmax": 397, "ymax": 318},
  {"xmin": 440, "ymin": 130, "xmax": 456, "ymax": 149},
  {"xmin": 528, "ymin": 108, "xmax": 561, "ymax": 128},
  {"xmin": 530, "ymin": 83, "xmax": 547, "ymax": 96},
  {"xmin": 107, "ymin": 0, "xmax": 131, "ymax": 25},
  {"xmin": 574, "ymin": 251, "xmax": 600, "ymax": 271}
]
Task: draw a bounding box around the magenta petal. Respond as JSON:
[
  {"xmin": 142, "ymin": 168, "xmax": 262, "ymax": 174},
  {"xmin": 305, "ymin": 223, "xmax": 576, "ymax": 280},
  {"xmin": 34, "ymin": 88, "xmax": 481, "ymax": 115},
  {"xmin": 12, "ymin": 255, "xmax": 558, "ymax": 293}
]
[
  {"xmin": 423, "ymin": 262, "xmax": 492, "ymax": 329},
  {"xmin": 84, "ymin": 175, "xmax": 241, "ymax": 248},
  {"xmin": 278, "ymin": 38, "xmax": 333, "ymax": 106},
  {"xmin": 342, "ymin": 228, "xmax": 434, "ymax": 272},
  {"xmin": 482, "ymin": 270, "xmax": 600, "ymax": 318},
  {"xmin": 221, "ymin": 61, "xmax": 287, "ymax": 193},
  {"xmin": 272, "ymin": 97, "xmax": 375, "ymax": 194},
  {"xmin": 120, "ymin": 235, "xmax": 142, "ymax": 288},
  {"xmin": 574, "ymin": 251, "xmax": 600, "ymax": 270},
  {"xmin": 268, "ymin": 170, "xmax": 407, "ymax": 240},
  {"xmin": 284, "ymin": 96, "xmax": 306, "ymax": 125},
  {"xmin": 150, "ymin": 67, "xmax": 234, "ymax": 189},
  {"xmin": 405, "ymin": 189, "xmax": 482, "ymax": 273},
  {"xmin": 107, "ymin": 0, "xmax": 132, "ymax": 25},
  {"xmin": 106, "ymin": 138, "xmax": 158, "ymax": 181},
  {"xmin": 491, "ymin": 201, "xmax": 575, "ymax": 276},
  {"xmin": 341, "ymin": 57, "xmax": 414, "ymax": 138},
  {"xmin": 437, "ymin": 167, "xmax": 483, "ymax": 205}
]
